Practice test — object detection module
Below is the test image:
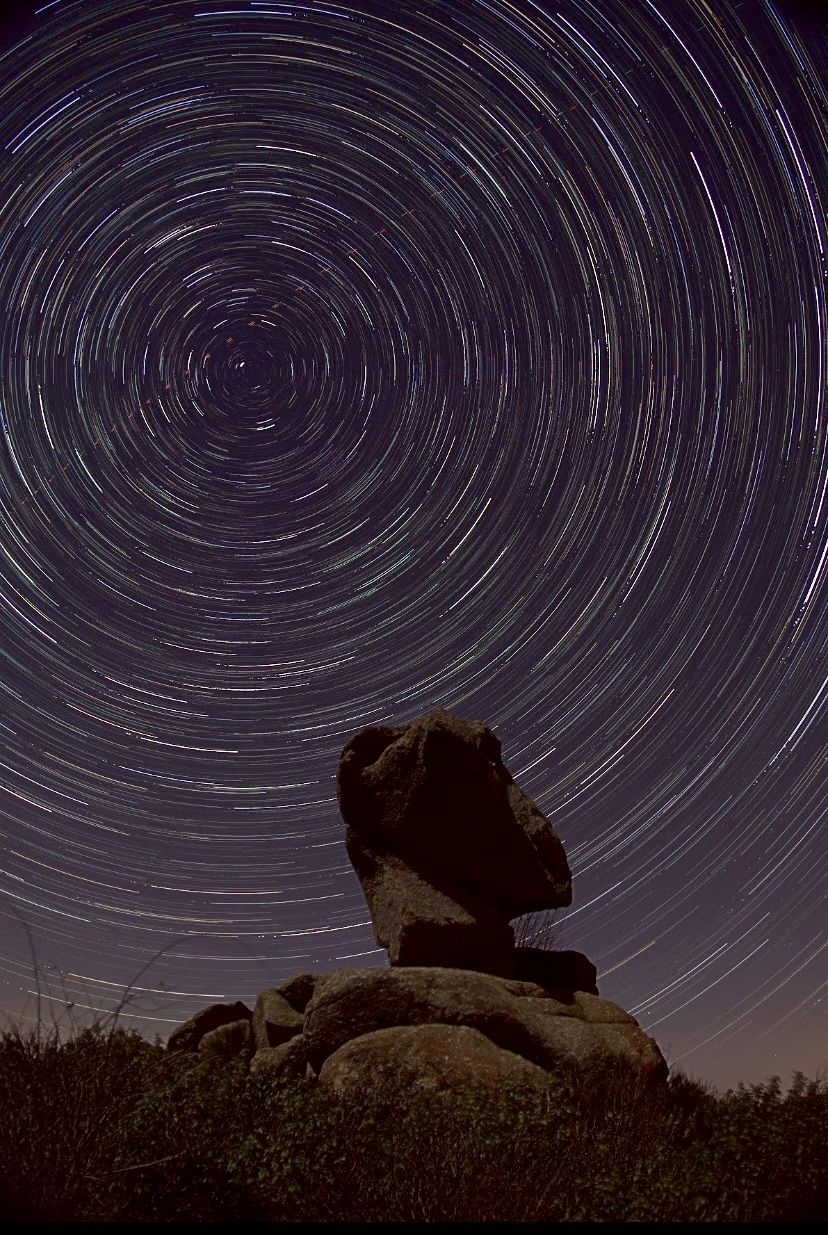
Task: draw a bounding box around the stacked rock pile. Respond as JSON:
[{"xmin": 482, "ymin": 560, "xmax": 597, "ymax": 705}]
[{"xmin": 168, "ymin": 709, "xmax": 666, "ymax": 1094}]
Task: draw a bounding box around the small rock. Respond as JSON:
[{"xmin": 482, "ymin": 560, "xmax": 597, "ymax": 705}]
[
  {"xmin": 167, "ymin": 1000, "xmax": 252, "ymax": 1053},
  {"xmin": 514, "ymin": 948, "xmax": 599, "ymax": 994},
  {"xmin": 252, "ymin": 987, "xmax": 303, "ymax": 1051},
  {"xmin": 198, "ymin": 1019, "xmax": 253, "ymax": 1061},
  {"xmin": 250, "ymin": 1035, "xmax": 308, "ymax": 1079},
  {"xmin": 278, "ymin": 973, "xmax": 319, "ymax": 1012}
]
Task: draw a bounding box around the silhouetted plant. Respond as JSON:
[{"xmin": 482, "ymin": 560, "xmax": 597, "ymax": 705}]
[{"xmin": 511, "ymin": 906, "xmax": 559, "ymax": 949}]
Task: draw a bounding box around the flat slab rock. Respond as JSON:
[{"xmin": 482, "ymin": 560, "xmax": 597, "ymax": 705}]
[
  {"xmin": 514, "ymin": 947, "xmax": 598, "ymax": 995},
  {"xmin": 303, "ymin": 966, "xmax": 666, "ymax": 1079}
]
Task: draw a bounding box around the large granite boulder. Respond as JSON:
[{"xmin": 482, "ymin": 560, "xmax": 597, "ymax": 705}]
[
  {"xmin": 338, "ymin": 708, "xmax": 571, "ymax": 972},
  {"xmin": 302, "ymin": 966, "xmax": 665, "ymax": 1079},
  {"xmin": 318, "ymin": 1022, "xmax": 551, "ymax": 1100}
]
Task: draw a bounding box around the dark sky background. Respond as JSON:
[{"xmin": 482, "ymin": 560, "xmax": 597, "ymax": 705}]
[{"xmin": 0, "ymin": 0, "xmax": 824, "ymax": 1092}]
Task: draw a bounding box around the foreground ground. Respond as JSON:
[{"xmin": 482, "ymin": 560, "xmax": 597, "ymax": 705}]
[{"xmin": 1, "ymin": 1022, "xmax": 825, "ymax": 1222}]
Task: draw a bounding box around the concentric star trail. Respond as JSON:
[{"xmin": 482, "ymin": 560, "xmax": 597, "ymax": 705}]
[{"xmin": 0, "ymin": 0, "xmax": 824, "ymax": 1089}]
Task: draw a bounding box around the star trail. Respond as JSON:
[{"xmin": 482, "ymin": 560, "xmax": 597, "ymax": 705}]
[{"xmin": 0, "ymin": 0, "xmax": 824, "ymax": 1090}]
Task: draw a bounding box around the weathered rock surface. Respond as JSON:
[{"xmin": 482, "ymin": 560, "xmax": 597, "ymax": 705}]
[
  {"xmin": 167, "ymin": 963, "xmax": 665, "ymax": 1086},
  {"xmin": 514, "ymin": 948, "xmax": 599, "ymax": 995},
  {"xmin": 338, "ymin": 708, "xmax": 572, "ymax": 972},
  {"xmin": 318, "ymin": 1023, "xmax": 551, "ymax": 1100},
  {"xmin": 278, "ymin": 972, "xmax": 319, "ymax": 1012},
  {"xmin": 303, "ymin": 966, "xmax": 666, "ymax": 1079},
  {"xmin": 346, "ymin": 830, "xmax": 516, "ymax": 974},
  {"xmin": 252, "ymin": 987, "xmax": 304, "ymax": 1051},
  {"xmin": 198, "ymin": 1018, "xmax": 253, "ymax": 1061},
  {"xmin": 167, "ymin": 1000, "xmax": 252, "ymax": 1054},
  {"xmin": 250, "ymin": 1035, "xmax": 308, "ymax": 1079}
]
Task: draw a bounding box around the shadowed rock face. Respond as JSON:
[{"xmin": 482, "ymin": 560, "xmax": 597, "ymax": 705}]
[
  {"xmin": 198, "ymin": 1019, "xmax": 253, "ymax": 1062},
  {"xmin": 337, "ymin": 708, "xmax": 572, "ymax": 972},
  {"xmin": 514, "ymin": 948, "xmax": 599, "ymax": 995},
  {"xmin": 252, "ymin": 988, "xmax": 303, "ymax": 1051},
  {"xmin": 249, "ymin": 1035, "xmax": 307, "ymax": 1079}
]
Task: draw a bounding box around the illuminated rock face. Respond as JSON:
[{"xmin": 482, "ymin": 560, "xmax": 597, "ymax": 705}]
[
  {"xmin": 337, "ymin": 707, "xmax": 572, "ymax": 975},
  {"xmin": 302, "ymin": 967, "xmax": 666, "ymax": 1081}
]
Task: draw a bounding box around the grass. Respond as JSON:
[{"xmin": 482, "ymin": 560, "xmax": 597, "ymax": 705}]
[{"xmin": 1, "ymin": 1016, "xmax": 825, "ymax": 1223}]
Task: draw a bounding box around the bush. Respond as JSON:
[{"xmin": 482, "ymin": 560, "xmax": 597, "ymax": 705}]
[
  {"xmin": 0, "ymin": 1023, "xmax": 166, "ymax": 1221},
  {"xmin": 1, "ymin": 1020, "xmax": 825, "ymax": 1222}
]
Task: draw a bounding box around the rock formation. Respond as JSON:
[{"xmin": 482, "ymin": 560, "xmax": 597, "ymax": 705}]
[
  {"xmin": 167, "ymin": 708, "xmax": 667, "ymax": 1092},
  {"xmin": 337, "ymin": 707, "xmax": 572, "ymax": 975},
  {"xmin": 168, "ymin": 964, "xmax": 665, "ymax": 1086},
  {"xmin": 302, "ymin": 966, "xmax": 664, "ymax": 1078}
]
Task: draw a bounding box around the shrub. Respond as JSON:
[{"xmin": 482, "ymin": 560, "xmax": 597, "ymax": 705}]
[
  {"xmin": 1, "ymin": 1020, "xmax": 825, "ymax": 1223},
  {"xmin": 0, "ymin": 1023, "xmax": 165, "ymax": 1221}
]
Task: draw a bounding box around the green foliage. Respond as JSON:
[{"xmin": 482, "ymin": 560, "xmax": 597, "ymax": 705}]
[{"xmin": 1, "ymin": 1020, "xmax": 825, "ymax": 1222}]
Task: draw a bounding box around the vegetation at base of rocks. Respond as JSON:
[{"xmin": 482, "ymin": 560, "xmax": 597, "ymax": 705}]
[{"xmin": 1, "ymin": 1020, "xmax": 825, "ymax": 1223}]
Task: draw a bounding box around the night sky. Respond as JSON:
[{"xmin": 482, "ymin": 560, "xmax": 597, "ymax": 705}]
[{"xmin": 0, "ymin": 0, "xmax": 824, "ymax": 1092}]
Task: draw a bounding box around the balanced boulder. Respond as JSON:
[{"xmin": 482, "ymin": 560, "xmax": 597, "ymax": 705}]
[
  {"xmin": 338, "ymin": 708, "xmax": 572, "ymax": 972},
  {"xmin": 166, "ymin": 708, "xmax": 668, "ymax": 1096}
]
